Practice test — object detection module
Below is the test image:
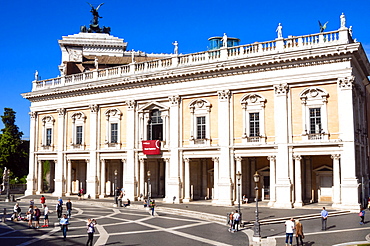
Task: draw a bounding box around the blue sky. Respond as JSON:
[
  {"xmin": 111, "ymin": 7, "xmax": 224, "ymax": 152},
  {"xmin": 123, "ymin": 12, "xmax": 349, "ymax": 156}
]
[{"xmin": 1, "ymin": 0, "xmax": 369, "ymax": 139}]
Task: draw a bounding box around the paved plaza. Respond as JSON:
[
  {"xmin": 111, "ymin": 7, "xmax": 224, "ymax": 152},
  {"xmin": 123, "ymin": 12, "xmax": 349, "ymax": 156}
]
[{"xmin": 0, "ymin": 195, "xmax": 369, "ymax": 245}]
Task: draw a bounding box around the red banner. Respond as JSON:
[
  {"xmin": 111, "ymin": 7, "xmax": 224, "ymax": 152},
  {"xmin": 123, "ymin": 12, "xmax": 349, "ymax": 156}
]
[{"xmin": 142, "ymin": 140, "xmax": 161, "ymax": 155}]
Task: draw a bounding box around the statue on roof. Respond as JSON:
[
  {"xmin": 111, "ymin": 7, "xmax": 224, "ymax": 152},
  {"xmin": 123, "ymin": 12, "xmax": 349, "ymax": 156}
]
[
  {"xmin": 318, "ymin": 20, "xmax": 328, "ymax": 33},
  {"xmin": 88, "ymin": 2, "xmax": 104, "ymax": 26},
  {"xmin": 80, "ymin": 2, "xmax": 111, "ymax": 34},
  {"xmin": 276, "ymin": 23, "xmax": 283, "ymax": 39},
  {"xmin": 340, "ymin": 13, "xmax": 346, "ymax": 29}
]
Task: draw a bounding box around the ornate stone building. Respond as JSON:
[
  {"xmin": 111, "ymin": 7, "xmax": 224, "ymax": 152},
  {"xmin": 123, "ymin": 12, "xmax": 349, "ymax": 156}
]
[{"xmin": 22, "ymin": 15, "xmax": 370, "ymax": 209}]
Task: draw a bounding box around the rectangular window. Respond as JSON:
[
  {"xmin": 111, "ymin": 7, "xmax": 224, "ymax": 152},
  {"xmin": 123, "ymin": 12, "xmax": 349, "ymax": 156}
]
[
  {"xmin": 76, "ymin": 125, "xmax": 83, "ymax": 145},
  {"xmin": 46, "ymin": 128, "xmax": 52, "ymax": 146},
  {"xmin": 196, "ymin": 116, "xmax": 206, "ymax": 139},
  {"xmin": 111, "ymin": 123, "xmax": 118, "ymax": 143},
  {"xmin": 249, "ymin": 113, "xmax": 260, "ymax": 137},
  {"xmin": 309, "ymin": 108, "xmax": 321, "ymax": 134}
]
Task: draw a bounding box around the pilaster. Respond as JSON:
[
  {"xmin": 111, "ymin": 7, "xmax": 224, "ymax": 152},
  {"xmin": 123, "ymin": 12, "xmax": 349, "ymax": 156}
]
[
  {"xmin": 53, "ymin": 108, "xmax": 66, "ymax": 197},
  {"xmin": 273, "ymin": 84, "xmax": 292, "ymax": 208},
  {"xmin": 25, "ymin": 111, "xmax": 37, "ymax": 195},
  {"xmin": 87, "ymin": 104, "xmax": 99, "ymax": 199},
  {"xmin": 125, "ymin": 100, "xmax": 136, "ymax": 200},
  {"xmin": 267, "ymin": 156, "xmax": 276, "ymax": 206},
  {"xmin": 293, "ymin": 155, "xmax": 303, "ymax": 207}
]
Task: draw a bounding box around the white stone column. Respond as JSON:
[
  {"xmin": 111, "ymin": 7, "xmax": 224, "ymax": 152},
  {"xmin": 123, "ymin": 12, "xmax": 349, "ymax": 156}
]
[
  {"xmin": 86, "ymin": 104, "xmax": 99, "ymax": 199},
  {"xmin": 66, "ymin": 159, "xmax": 72, "ymax": 196},
  {"xmin": 99, "ymin": 159, "xmax": 106, "ymax": 198},
  {"xmin": 235, "ymin": 156, "xmax": 242, "ymax": 201},
  {"xmin": 331, "ymin": 154, "xmax": 341, "ymax": 206},
  {"xmin": 139, "ymin": 158, "xmax": 145, "ymax": 197},
  {"xmin": 293, "ymin": 155, "xmax": 303, "ymax": 207},
  {"xmin": 36, "ymin": 160, "xmax": 43, "ymax": 194},
  {"xmin": 337, "ymin": 77, "xmax": 359, "ymax": 209},
  {"xmin": 54, "ymin": 108, "xmax": 66, "ymax": 197},
  {"xmin": 121, "ymin": 159, "xmax": 126, "ymax": 188},
  {"xmin": 267, "ymin": 156, "xmax": 276, "ymax": 206},
  {"xmin": 216, "ymin": 90, "xmax": 233, "ymax": 205},
  {"xmin": 250, "ymin": 158, "xmax": 256, "ymax": 199},
  {"xmin": 183, "ymin": 158, "xmax": 191, "ymax": 202},
  {"xmin": 212, "ymin": 157, "xmax": 219, "ymax": 200},
  {"xmin": 166, "ymin": 95, "xmax": 182, "ymax": 203},
  {"xmin": 125, "ymin": 100, "xmax": 136, "ymax": 200},
  {"xmin": 164, "ymin": 158, "xmax": 170, "ymax": 200},
  {"xmin": 25, "ymin": 112, "xmax": 37, "ymax": 195},
  {"xmin": 273, "ymin": 84, "xmax": 292, "ymax": 208}
]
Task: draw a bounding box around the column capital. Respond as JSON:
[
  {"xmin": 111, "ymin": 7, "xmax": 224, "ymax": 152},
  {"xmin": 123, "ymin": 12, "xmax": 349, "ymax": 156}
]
[
  {"xmin": 235, "ymin": 156, "xmax": 242, "ymax": 162},
  {"xmin": 338, "ymin": 76, "xmax": 355, "ymax": 90},
  {"xmin": 125, "ymin": 100, "xmax": 136, "ymax": 110},
  {"xmin": 331, "ymin": 154, "xmax": 341, "ymax": 160},
  {"xmin": 29, "ymin": 111, "xmax": 37, "ymax": 119},
  {"xmin": 267, "ymin": 155, "xmax": 276, "ymax": 161},
  {"xmin": 168, "ymin": 95, "xmax": 181, "ymax": 105},
  {"xmin": 89, "ymin": 104, "xmax": 99, "ymax": 113},
  {"xmin": 57, "ymin": 108, "xmax": 66, "ymax": 116},
  {"xmin": 217, "ymin": 90, "xmax": 231, "ymax": 100},
  {"xmin": 184, "ymin": 157, "xmax": 190, "ymax": 163},
  {"xmin": 212, "ymin": 157, "xmax": 219, "ymax": 163},
  {"xmin": 293, "ymin": 155, "xmax": 302, "ymax": 161},
  {"xmin": 274, "ymin": 83, "xmax": 289, "ymax": 95}
]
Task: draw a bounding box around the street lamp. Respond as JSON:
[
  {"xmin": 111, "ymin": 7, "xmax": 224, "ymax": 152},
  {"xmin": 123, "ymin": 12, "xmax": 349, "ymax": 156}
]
[
  {"xmin": 236, "ymin": 171, "xmax": 242, "ymax": 225},
  {"xmin": 253, "ymin": 171, "xmax": 261, "ymax": 240},
  {"xmin": 114, "ymin": 169, "xmax": 118, "ymax": 205},
  {"xmin": 147, "ymin": 171, "xmax": 151, "ymax": 208}
]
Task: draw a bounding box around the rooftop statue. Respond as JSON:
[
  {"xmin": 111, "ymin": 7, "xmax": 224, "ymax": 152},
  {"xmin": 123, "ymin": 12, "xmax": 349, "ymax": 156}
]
[
  {"xmin": 80, "ymin": 2, "xmax": 111, "ymax": 34},
  {"xmin": 276, "ymin": 23, "xmax": 283, "ymax": 39},
  {"xmin": 88, "ymin": 2, "xmax": 104, "ymax": 26},
  {"xmin": 318, "ymin": 20, "xmax": 328, "ymax": 33}
]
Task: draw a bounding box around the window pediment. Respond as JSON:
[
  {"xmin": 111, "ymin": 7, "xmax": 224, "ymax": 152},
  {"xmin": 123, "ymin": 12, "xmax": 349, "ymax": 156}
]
[
  {"xmin": 188, "ymin": 99, "xmax": 211, "ymax": 113},
  {"xmin": 138, "ymin": 101, "xmax": 168, "ymax": 113},
  {"xmin": 70, "ymin": 111, "xmax": 86, "ymax": 122},
  {"xmin": 299, "ymin": 87, "xmax": 328, "ymax": 103}
]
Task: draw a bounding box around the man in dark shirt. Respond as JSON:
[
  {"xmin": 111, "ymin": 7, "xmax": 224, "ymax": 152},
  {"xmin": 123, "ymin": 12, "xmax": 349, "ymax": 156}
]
[{"xmin": 66, "ymin": 199, "xmax": 72, "ymax": 218}]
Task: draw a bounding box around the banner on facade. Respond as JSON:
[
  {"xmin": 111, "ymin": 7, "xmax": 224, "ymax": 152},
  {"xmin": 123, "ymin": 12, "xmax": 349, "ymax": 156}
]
[{"xmin": 142, "ymin": 140, "xmax": 161, "ymax": 155}]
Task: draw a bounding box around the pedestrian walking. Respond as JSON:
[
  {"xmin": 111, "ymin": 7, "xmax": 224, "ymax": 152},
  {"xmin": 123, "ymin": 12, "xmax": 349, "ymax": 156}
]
[
  {"xmin": 86, "ymin": 218, "xmax": 97, "ymax": 246},
  {"xmin": 42, "ymin": 205, "xmax": 49, "ymax": 227},
  {"xmin": 59, "ymin": 214, "xmax": 69, "ymax": 240},
  {"xmin": 66, "ymin": 199, "xmax": 72, "ymax": 218},
  {"xmin": 228, "ymin": 212, "xmax": 234, "ymax": 232},
  {"xmin": 321, "ymin": 207, "xmax": 328, "ymax": 230},
  {"xmin": 295, "ymin": 219, "xmax": 304, "ymax": 246},
  {"xmin": 285, "ymin": 217, "xmax": 295, "ymax": 246},
  {"xmin": 29, "ymin": 199, "xmax": 34, "ymax": 208},
  {"xmin": 149, "ymin": 200, "xmax": 156, "ymax": 216},
  {"xmin": 33, "ymin": 206, "xmax": 41, "ymax": 228},
  {"xmin": 233, "ymin": 210, "xmax": 241, "ymax": 232},
  {"xmin": 56, "ymin": 201, "xmax": 63, "ymax": 219},
  {"xmin": 40, "ymin": 195, "xmax": 46, "ymax": 208},
  {"xmin": 27, "ymin": 205, "xmax": 34, "ymax": 228},
  {"xmin": 78, "ymin": 188, "xmax": 84, "ymax": 200},
  {"xmin": 359, "ymin": 207, "xmax": 365, "ymax": 225}
]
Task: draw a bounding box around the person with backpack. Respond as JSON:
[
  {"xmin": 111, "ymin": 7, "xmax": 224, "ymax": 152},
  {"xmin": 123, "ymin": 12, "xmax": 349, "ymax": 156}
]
[
  {"xmin": 86, "ymin": 218, "xmax": 97, "ymax": 246},
  {"xmin": 33, "ymin": 206, "xmax": 41, "ymax": 228}
]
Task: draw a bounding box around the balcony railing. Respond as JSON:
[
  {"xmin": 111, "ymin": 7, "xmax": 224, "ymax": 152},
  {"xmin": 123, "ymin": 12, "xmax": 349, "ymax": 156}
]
[{"xmin": 31, "ymin": 29, "xmax": 352, "ymax": 91}]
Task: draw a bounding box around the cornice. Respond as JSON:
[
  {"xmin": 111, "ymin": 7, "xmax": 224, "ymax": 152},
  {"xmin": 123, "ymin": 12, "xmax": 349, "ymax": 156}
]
[{"xmin": 24, "ymin": 44, "xmax": 358, "ymax": 102}]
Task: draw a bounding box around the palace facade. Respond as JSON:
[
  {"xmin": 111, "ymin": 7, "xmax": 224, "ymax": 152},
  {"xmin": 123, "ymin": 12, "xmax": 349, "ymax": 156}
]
[{"xmin": 22, "ymin": 15, "xmax": 370, "ymax": 209}]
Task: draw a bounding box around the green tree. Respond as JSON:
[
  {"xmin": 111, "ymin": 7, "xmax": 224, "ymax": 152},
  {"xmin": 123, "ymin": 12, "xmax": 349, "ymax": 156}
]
[{"xmin": 0, "ymin": 108, "xmax": 29, "ymax": 179}]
